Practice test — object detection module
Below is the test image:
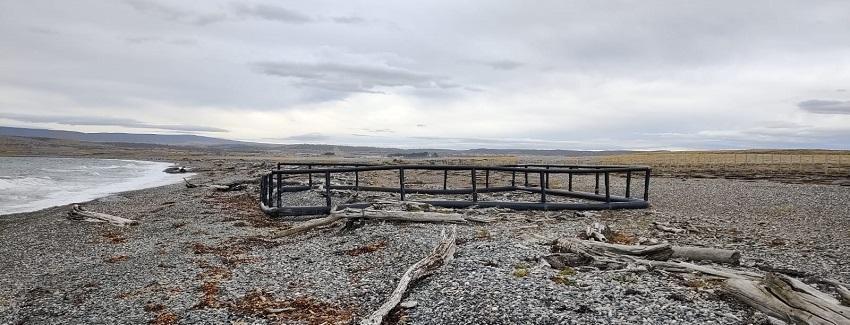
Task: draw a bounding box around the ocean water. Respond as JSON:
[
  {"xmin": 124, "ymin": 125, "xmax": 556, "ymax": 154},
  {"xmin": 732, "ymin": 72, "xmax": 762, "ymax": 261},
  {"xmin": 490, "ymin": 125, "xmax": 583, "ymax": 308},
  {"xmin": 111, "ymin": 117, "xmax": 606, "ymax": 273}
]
[{"xmin": 0, "ymin": 157, "xmax": 190, "ymax": 216}]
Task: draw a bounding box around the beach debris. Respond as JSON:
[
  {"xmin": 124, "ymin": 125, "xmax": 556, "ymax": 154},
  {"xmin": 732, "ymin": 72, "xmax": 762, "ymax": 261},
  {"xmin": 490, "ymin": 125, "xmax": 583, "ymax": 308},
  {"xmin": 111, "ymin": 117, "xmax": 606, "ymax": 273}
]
[
  {"xmin": 272, "ymin": 202, "xmax": 488, "ymax": 238},
  {"xmin": 163, "ymin": 166, "xmax": 187, "ymax": 174},
  {"xmin": 550, "ymin": 238, "xmax": 849, "ymax": 325},
  {"xmin": 580, "ymin": 222, "xmax": 611, "ymax": 242},
  {"xmin": 361, "ymin": 226, "xmax": 456, "ymax": 325},
  {"xmin": 68, "ymin": 204, "xmax": 139, "ymax": 226},
  {"xmin": 183, "ymin": 178, "xmax": 197, "ymax": 188},
  {"xmin": 653, "ymin": 221, "xmax": 687, "ymax": 234}
]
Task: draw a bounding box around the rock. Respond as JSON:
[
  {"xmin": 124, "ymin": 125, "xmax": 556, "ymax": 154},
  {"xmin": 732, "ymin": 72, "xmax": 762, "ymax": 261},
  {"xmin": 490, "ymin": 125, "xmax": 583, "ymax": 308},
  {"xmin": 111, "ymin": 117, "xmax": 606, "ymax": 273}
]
[{"xmin": 400, "ymin": 300, "xmax": 419, "ymax": 309}]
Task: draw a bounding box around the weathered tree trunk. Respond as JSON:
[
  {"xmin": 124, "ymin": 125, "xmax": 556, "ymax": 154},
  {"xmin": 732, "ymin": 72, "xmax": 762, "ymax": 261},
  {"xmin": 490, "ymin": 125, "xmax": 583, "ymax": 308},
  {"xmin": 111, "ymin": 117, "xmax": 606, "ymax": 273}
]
[
  {"xmin": 338, "ymin": 208, "xmax": 469, "ymax": 224},
  {"xmin": 361, "ymin": 227, "xmax": 457, "ymax": 325},
  {"xmin": 671, "ymin": 246, "xmax": 741, "ymax": 265},
  {"xmin": 68, "ymin": 204, "xmax": 138, "ymax": 226},
  {"xmin": 553, "ymin": 237, "xmax": 850, "ymax": 325}
]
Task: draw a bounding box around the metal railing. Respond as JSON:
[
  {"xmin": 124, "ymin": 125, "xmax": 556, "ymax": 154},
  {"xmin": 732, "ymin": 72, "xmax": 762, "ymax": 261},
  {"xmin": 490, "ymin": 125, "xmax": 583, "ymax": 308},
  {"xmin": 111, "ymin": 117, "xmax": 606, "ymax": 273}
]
[{"xmin": 260, "ymin": 163, "xmax": 651, "ymax": 217}]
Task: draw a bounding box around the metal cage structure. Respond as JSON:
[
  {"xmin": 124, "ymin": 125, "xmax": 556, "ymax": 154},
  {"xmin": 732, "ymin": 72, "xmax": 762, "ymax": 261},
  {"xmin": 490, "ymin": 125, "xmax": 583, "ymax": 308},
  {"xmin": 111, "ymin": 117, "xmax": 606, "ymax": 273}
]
[{"xmin": 259, "ymin": 162, "xmax": 651, "ymax": 217}]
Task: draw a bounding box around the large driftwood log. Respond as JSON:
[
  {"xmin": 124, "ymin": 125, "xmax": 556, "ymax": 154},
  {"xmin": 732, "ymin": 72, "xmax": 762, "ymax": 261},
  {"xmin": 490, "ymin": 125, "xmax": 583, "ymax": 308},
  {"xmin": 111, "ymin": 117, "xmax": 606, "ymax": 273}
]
[
  {"xmin": 671, "ymin": 246, "xmax": 741, "ymax": 265},
  {"xmin": 68, "ymin": 204, "xmax": 138, "ymax": 226},
  {"xmin": 338, "ymin": 208, "xmax": 469, "ymax": 224},
  {"xmin": 725, "ymin": 274, "xmax": 850, "ymax": 324},
  {"xmin": 554, "ymin": 237, "xmax": 850, "ymax": 325},
  {"xmin": 361, "ymin": 227, "xmax": 457, "ymax": 325}
]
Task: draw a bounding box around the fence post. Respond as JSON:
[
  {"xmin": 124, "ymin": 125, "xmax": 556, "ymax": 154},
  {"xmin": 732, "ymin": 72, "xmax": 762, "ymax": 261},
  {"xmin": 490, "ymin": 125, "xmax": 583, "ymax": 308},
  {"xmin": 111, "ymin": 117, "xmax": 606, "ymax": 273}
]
[
  {"xmin": 604, "ymin": 172, "xmax": 610, "ymax": 203},
  {"xmin": 540, "ymin": 171, "xmax": 546, "ymax": 203},
  {"xmin": 594, "ymin": 172, "xmax": 600, "ymax": 194},
  {"xmin": 443, "ymin": 169, "xmax": 448, "ymax": 190},
  {"xmin": 643, "ymin": 169, "xmax": 651, "ymax": 202},
  {"xmin": 324, "ymin": 172, "xmax": 331, "ymax": 208},
  {"xmin": 276, "ymin": 172, "xmax": 282, "ymax": 207},
  {"xmin": 625, "ymin": 171, "xmax": 632, "ymax": 198},
  {"xmin": 471, "ymin": 168, "xmax": 478, "ymax": 202},
  {"xmin": 308, "ymin": 165, "xmax": 313, "ymax": 187},
  {"xmin": 355, "ymin": 170, "xmax": 359, "ymax": 190},
  {"xmin": 399, "ymin": 168, "xmax": 406, "ymax": 201},
  {"xmin": 485, "ymin": 169, "xmax": 490, "ymax": 188},
  {"xmin": 524, "ymin": 166, "xmax": 529, "ymax": 187}
]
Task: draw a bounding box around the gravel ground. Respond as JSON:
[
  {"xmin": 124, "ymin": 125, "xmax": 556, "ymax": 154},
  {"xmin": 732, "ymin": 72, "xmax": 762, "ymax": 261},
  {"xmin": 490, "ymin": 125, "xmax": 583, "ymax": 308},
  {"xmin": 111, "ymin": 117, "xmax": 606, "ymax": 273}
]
[{"xmin": 1, "ymin": 160, "xmax": 848, "ymax": 324}]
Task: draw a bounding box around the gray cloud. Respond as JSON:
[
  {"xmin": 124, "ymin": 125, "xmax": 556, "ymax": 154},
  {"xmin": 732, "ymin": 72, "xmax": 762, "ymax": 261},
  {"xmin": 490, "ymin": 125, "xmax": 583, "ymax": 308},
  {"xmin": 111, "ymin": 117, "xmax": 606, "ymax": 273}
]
[
  {"xmin": 124, "ymin": 0, "xmax": 226, "ymax": 25},
  {"xmin": 0, "ymin": 113, "xmax": 227, "ymax": 133},
  {"xmin": 270, "ymin": 133, "xmax": 330, "ymax": 142},
  {"xmin": 232, "ymin": 4, "xmax": 313, "ymax": 24},
  {"xmin": 253, "ymin": 61, "xmax": 458, "ymax": 94},
  {"xmin": 332, "ymin": 16, "xmax": 366, "ymax": 24},
  {"xmin": 486, "ymin": 60, "xmax": 523, "ymax": 70},
  {"xmin": 798, "ymin": 99, "xmax": 850, "ymax": 115}
]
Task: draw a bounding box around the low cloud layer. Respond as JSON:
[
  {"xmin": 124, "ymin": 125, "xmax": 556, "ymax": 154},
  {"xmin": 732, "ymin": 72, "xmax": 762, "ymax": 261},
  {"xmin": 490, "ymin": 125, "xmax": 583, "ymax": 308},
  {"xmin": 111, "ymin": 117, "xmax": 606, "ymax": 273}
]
[
  {"xmin": 798, "ymin": 100, "xmax": 850, "ymax": 115},
  {"xmin": 0, "ymin": 113, "xmax": 227, "ymax": 133}
]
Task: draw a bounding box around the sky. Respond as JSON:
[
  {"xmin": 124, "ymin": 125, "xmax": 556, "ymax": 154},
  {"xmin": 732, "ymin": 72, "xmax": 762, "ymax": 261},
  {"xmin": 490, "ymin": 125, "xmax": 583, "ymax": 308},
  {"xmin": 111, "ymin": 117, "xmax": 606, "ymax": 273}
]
[{"xmin": 1, "ymin": 0, "xmax": 849, "ymax": 150}]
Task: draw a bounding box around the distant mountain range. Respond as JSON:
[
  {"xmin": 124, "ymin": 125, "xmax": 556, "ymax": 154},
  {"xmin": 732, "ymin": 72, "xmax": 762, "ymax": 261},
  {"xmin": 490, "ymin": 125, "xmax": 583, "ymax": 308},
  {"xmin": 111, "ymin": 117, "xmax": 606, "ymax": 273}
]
[
  {"xmin": 0, "ymin": 126, "xmax": 245, "ymax": 146},
  {"xmin": 0, "ymin": 126, "xmax": 632, "ymax": 156}
]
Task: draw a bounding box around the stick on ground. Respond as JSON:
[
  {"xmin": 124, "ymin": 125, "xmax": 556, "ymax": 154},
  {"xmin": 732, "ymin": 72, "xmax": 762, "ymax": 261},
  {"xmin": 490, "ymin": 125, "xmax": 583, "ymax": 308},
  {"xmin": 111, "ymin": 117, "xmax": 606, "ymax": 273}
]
[{"xmin": 361, "ymin": 226, "xmax": 457, "ymax": 325}]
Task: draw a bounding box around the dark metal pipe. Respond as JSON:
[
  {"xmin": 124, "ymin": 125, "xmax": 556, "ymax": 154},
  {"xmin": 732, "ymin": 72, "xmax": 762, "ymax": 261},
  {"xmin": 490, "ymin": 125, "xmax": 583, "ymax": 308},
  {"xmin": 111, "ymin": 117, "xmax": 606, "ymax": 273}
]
[
  {"xmin": 594, "ymin": 172, "xmax": 600, "ymax": 195},
  {"xmin": 625, "ymin": 171, "xmax": 632, "ymax": 198},
  {"xmin": 568, "ymin": 168, "xmax": 573, "ymax": 191},
  {"xmin": 355, "ymin": 170, "xmax": 359, "ymax": 190},
  {"xmin": 485, "ymin": 169, "xmax": 490, "ymax": 188},
  {"xmin": 324, "ymin": 171, "xmax": 331, "ymax": 207},
  {"xmin": 399, "ymin": 168, "xmax": 406, "ymax": 201},
  {"xmin": 443, "ymin": 170, "xmax": 448, "ymax": 190},
  {"xmin": 276, "ymin": 173, "xmax": 282, "ymax": 207},
  {"xmin": 511, "ymin": 171, "xmax": 516, "ymax": 187},
  {"xmin": 471, "ymin": 168, "xmax": 478, "ymax": 202},
  {"xmin": 308, "ymin": 165, "xmax": 313, "ymax": 187},
  {"xmin": 539, "ymin": 171, "xmax": 546, "ymax": 203},
  {"xmin": 644, "ymin": 169, "xmax": 651, "ymax": 201},
  {"xmin": 524, "ymin": 166, "xmax": 529, "ymax": 186},
  {"xmin": 604, "ymin": 172, "xmax": 610, "ymax": 203}
]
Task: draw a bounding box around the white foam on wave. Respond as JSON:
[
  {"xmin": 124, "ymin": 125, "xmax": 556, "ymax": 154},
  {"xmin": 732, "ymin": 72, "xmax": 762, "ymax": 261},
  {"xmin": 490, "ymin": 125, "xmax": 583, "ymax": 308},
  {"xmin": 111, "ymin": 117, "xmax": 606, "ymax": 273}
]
[{"xmin": 1, "ymin": 158, "xmax": 193, "ymax": 216}]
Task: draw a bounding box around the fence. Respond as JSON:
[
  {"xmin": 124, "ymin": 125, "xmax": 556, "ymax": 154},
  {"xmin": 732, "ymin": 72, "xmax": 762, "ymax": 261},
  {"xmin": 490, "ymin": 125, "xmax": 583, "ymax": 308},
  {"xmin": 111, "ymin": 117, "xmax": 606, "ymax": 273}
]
[{"xmin": 259, "ymin": 163, "xmax": 652, "ymax": 217}]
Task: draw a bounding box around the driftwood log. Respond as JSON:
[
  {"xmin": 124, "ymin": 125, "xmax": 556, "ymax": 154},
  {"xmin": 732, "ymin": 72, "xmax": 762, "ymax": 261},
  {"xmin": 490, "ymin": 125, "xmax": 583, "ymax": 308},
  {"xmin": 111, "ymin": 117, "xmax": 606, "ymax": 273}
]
[
  {"xmin": 653, "ymin": 221, "xmax": 686, "ymax": 234},
  {"xmin": 553, "ymin": 238, "xmax": 850, "ymax": 325},
  {"xmin": 272, "ymin": 207, "xmax": 486, "ymax": 238},
  {"xmin": 68, "ymin": 204, "xmax": 138, "ymax": 226},
  {"xmin": 361, "ymin": 226, "xmax": 457, "ymax": 325}
]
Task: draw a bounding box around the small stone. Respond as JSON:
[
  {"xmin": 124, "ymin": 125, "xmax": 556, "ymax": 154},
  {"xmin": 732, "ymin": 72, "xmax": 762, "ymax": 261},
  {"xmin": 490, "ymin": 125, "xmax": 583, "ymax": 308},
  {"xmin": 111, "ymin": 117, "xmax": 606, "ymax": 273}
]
[{"xmin": 400, "ymin": 300, "xmax": 418, "ymax": 309}]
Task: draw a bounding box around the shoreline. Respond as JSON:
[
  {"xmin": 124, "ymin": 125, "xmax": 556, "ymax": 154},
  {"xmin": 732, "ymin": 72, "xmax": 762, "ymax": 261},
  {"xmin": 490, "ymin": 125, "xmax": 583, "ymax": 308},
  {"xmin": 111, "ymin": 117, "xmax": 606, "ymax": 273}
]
[{"xmin": 0, "ymin": 157, "xmax": 191, "ymax": 216}]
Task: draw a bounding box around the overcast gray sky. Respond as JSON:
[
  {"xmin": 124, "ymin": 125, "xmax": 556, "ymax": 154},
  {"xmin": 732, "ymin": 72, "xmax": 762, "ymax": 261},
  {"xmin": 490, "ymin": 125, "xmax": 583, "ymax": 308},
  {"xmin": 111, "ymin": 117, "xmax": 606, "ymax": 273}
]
[{"xmin": 1, "ymin": 0, "xmax": 849, "ymax": 149}]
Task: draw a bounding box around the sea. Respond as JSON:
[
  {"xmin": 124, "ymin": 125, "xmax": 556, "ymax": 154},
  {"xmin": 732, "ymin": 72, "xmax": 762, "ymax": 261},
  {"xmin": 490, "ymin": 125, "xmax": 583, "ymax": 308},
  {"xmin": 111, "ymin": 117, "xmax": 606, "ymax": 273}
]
[{"xmin": 0, "ymin": 157, "xmax": 190, "ymax": 216}]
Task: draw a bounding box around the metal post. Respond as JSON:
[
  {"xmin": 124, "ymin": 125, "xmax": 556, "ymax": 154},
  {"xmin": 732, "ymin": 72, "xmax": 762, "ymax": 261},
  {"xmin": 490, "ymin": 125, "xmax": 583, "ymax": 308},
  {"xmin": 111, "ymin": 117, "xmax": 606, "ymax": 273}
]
[
  {"xmin": 471, "ymin": 168, "xmax": 478, "ymax": 202},
  {"xmin": 267, "ymin": 174, "xmax": 274, "ymax": 207},
  {"xmin": 545, "ymin": 166, "xmax": 550, "ymax": 189},
  {"xmin": 643, "ymin": 169, "xmax": 651, "ymax": 202},
  {"xmin": 524, "ymin": 166, "xmax": 529, "ymax": 187},
  {"xmin": 568, "ymin": 168, "xmax": 573, "ymax": 191},
  {"xmin": 625, "ymin": 171, "xmax": 632, "ymax": 198},
  {"xmin": 443, "ymin": 170, "xmax": 448, "ymax": 190},
  {"xmin": 355, "ymin": 170, "xmax": 359, "ymax": 190},
  {"xmin": 511, "ymin": 170, "xmax": 516, "ymax": 187},
  {"xmin": 540, "ymin": 171, "xmax": 546, "ymax": 203},
  {"xmin": 276, "ymin": 172, "xmax": 282, "ymax": 207},
  {"xmin": 399, "ymin": 168, "xmax": 406, "ymax": 201},
  {"xmin": 594, "ymin": 172, "xmax": 600, "ymax": 194},
  {"xmin": 485, "ymin": 169, "xmax": 490, "ymax": 188},
  {"xmin": 324, "ymin": 172, "xmax": 331, "ymax": 207},
  {"xmin": 260, "ymin": 174, "xmax": 267, "ymax": 205},
  {"xmin": 308, "ymin": 165, "xmax": 313, "ymax": 187},
  {"xmin": 604, "ymin": 172, "xmax": 610, "ymax": 203}
]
